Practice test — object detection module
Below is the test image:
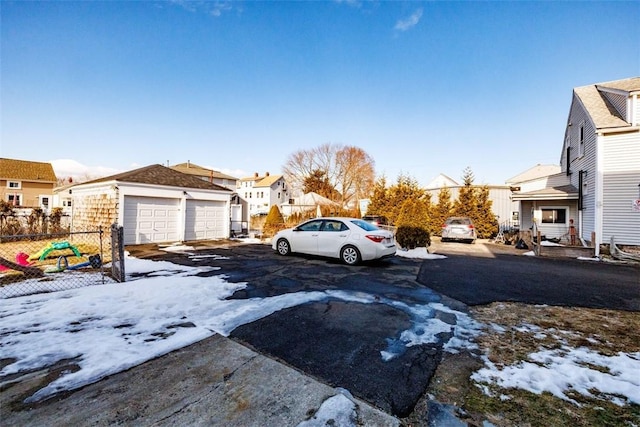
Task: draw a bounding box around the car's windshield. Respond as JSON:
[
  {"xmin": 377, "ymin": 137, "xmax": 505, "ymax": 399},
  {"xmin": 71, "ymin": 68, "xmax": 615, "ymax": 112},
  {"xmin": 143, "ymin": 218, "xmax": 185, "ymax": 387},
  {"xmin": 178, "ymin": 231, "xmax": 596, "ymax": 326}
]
[{"xmin": 350, "ymin": 219, "xmax": 378, "ymax": 231}]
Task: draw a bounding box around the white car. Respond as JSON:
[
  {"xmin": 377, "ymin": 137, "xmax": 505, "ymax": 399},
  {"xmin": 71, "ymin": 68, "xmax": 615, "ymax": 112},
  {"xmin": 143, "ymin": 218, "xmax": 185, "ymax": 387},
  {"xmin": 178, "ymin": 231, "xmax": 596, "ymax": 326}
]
[{"xmin": 272, "ymin": 217, "xmax": 397, "ymax": 265}]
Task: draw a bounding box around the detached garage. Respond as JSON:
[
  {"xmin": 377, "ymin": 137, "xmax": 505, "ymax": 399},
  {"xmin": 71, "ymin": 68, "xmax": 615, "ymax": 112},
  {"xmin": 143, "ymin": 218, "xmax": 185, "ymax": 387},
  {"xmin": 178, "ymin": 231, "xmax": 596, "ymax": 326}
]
[{"xmin": 69, "ymin": 164, "xmax": 232, "ymax": 245}]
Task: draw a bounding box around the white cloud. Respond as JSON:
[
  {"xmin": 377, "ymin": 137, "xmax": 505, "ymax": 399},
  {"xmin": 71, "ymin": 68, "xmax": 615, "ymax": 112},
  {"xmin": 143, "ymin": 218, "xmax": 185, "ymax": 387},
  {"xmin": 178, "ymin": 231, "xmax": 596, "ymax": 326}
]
[
  {"xmin": 334, "ymin": 0, "xmax": 362, "ymax": 8},
  {"xmin": 205, "ymin": 165, "xmax": 247, "ymax": 178},
  {"xmin": 169, "ymin": 0, "xmax": 234, "ymax": 17},
  {"xmin": 50, "ymin": 159, "xmax": 121, "ymax": 182},
  {"xmin": 395, "ymin": 8, "xmax": 423, "ymax": 32}
]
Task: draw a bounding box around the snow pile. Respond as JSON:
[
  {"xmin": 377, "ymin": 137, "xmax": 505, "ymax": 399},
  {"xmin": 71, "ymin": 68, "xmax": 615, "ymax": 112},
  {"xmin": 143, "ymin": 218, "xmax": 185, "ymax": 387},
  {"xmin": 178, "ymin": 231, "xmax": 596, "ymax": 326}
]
[
  {"xmin": 395, "ymin": 247, "xmax": 447, "ymax": 260},
  {"xmin": 473, "ymin": 345, "xmax": 640, "ymax": 406}
]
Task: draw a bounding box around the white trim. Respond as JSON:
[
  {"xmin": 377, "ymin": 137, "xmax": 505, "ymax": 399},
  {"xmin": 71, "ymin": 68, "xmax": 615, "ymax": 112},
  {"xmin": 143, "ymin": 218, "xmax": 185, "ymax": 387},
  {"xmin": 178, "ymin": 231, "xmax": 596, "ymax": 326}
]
[
  {"xmin": 597, "ymin": 126, "xmax": 640, "ymax": 135},
  {"xmin": 538, "ymin": 205, "xmax": 570, "ymax": 225},
  {"xmin": 39, "ymin": 195, "xmax": 51, "ymax": 211},
  {"xmin": 595, "ymin": 134, "xmax": 604, "ymax": 256}
]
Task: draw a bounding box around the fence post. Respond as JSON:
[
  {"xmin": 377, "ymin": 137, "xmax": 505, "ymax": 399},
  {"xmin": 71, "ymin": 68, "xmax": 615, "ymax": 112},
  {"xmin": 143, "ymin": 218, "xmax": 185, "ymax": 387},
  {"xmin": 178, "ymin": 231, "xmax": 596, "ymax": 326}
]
[{"xmin": 110, "ymin": 223, "xmax": 126, "ymax": 282}]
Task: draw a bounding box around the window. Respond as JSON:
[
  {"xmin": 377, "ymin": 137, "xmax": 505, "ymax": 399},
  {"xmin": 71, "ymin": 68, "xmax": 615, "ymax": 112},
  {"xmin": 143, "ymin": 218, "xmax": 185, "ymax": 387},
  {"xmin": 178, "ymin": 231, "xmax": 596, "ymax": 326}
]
[
  {"xmin": 277, "ymin": 192, "xmax": 281, "ymax": 199},
  {"xmin": 298, "ymin": 220, "xmax": 323, "ymax": 231},
  {"xmin": 41, "ymin": 197, "xmax": 49, "ymax": 208},
  {"xmin": 7, "ymin": 181, "xmax": 21, "ymax": 189},
  {"xmin": 541, "ymin": 208, "xmax": 567, "ymax": 224},
  {"xmin": 7, "ymin": 194, "xmax": 21, "ymax": 205},
  {"xmin": 578, "ymin": 124, "xmax": 585, "ymax": 157},
  {"xmin": 322, "ymin": 220, "xmax": 345, "ymax": 232}
]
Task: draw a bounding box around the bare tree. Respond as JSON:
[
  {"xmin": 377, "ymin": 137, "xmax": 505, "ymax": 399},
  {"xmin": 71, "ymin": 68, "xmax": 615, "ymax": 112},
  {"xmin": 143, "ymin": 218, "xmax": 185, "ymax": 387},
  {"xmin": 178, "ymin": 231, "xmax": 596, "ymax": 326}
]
[
  {"xmin": 335, "ymin": 145, "xmax": 375, "ymax": 205},
  {"xmin": 283, "ymin": 143, "xmax": 375, "ymax": 206}
]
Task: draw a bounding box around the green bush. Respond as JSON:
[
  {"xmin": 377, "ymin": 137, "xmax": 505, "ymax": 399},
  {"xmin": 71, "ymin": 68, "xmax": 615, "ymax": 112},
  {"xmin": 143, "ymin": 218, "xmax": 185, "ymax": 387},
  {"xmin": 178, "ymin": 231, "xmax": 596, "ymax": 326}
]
[{"xmin": 396, "ymin": 225, "xmax": 431, "ymax": 249}]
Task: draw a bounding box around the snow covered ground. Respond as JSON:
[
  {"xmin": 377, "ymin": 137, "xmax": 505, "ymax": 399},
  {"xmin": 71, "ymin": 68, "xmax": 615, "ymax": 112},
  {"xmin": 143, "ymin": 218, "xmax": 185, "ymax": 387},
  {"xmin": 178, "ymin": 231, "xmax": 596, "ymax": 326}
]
[{"xmin": 1, "ymin": 244, "xmax": 638, "ymax": 417}]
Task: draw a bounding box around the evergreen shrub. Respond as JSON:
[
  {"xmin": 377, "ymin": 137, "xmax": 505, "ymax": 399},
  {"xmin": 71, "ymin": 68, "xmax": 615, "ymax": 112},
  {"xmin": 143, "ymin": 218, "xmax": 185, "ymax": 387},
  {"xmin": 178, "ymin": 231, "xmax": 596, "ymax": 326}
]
[
  {"xmin": 262, "ymin": 205, "xmax": 286, "ymax": 237},
  {"xmin": 396, "ymin": 225, "xmax": 431, "ymax": 249}
]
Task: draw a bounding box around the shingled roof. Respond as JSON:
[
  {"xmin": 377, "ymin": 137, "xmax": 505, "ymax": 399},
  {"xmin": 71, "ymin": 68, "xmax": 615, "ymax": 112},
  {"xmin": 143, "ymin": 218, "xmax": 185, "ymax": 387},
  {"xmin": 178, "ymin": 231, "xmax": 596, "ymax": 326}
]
[
  {"xmin": 239, "ymin": 173, "xmax": 284, "ymax": 187},
  {"xmin": 82, "ymin": 164, "xmax": 231, "ymax": 192},
  {"xmin": 169, "ymin": 162, "xmax": 238, "ymax": 181},
  {"xmin": 574, "ymin": 77, "xmax": 640, "ymax": 130},
  {"xmin": 505, "ymin": 164, "xmax": 562, "ymax": 184},
  {"xmin": 254, "ymin": 174, "xmax": 283, "ymax": 188},
  {"xmin": 0, "ymin": 158, "xmax": 57, "ymax": 182}
]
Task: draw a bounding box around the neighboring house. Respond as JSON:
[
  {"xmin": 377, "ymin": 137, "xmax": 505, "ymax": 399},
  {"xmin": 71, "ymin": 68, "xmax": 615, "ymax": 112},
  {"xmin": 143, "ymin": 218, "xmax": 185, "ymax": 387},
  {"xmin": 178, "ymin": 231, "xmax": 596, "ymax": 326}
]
[
  {"xmin": 237, "ymin": 172, "xmax": 289, "ymax": 219},
  {"xmin": 69, "ymin": 164, "xmax": 232, "ymax": 245},
  {"xmin": 53, "ymin": 180, "xmax": 75, "ymax": 215},
  {"xmin": 0, "ymin": 158, "xmax": 57, "ymax": 211},
  {"xmin": 510, "ymin": 77, "xmax": 640, "ymax": 253},
  {"xmin": 280, "ymin": 191, "xmax": 340, "ymax": 217},
  {"xmin": 170, "ymin": 162, "xmax": 245, "ymax": 233},
  {"xmin": 169, "ymin": 161, "xmax": 239, "ymax": 191},
  {"xmin": 424, "ymin": 173, "xmax": 519, "ymax": 229}
]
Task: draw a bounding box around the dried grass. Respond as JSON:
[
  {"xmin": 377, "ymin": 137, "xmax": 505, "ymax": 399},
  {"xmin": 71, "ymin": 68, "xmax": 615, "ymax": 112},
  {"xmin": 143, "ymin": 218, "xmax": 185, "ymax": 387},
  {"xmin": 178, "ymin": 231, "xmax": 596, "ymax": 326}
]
[{"xmin": 424, "ymin": 302, "xmax": 640, "ymax": 427}]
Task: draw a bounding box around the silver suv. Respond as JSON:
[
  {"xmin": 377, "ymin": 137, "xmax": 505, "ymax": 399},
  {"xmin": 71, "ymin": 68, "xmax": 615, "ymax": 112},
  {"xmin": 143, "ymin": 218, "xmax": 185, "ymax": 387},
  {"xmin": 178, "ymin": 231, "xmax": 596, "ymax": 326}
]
[{"xmin": 441, "ymin": 217, "xmax": 477, "ymax": 243}]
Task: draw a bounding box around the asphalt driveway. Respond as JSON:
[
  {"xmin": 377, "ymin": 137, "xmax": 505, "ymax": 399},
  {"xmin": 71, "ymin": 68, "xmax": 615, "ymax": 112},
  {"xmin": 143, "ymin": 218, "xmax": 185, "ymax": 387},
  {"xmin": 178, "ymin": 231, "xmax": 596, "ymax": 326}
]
[
  {"xmin": 417, "ymin": 244, "xmax": 640, "ymax": 311},
  {"xmin": 168, "ymin": 244, "xmax": 455, "ymax": 417},
  {"xmin": 155, "ymin": 241, "xmax": 639, "ymax": 417}
]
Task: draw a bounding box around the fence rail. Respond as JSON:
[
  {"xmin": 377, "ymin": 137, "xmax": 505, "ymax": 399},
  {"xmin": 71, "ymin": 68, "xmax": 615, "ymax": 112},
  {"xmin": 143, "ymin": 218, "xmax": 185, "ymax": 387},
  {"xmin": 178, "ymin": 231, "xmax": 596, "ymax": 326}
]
[{"xmin": 0, "ymin": 227, "xmax": 119, "ymax": 298}]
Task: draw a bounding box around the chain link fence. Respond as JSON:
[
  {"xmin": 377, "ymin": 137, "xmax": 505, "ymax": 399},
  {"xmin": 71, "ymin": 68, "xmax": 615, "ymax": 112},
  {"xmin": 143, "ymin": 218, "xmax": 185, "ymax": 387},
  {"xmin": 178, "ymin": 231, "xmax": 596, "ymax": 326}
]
[{"xmin": 0, "ymin": 226, "xmax": 122, "ymax": 298}]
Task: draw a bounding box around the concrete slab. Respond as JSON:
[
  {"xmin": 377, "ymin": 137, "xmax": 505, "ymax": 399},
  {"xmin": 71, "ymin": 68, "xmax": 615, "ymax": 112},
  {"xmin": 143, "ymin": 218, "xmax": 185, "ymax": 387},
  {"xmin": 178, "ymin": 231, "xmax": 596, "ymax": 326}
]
[{"xmin": 2, "ymin": 334, "xmax": 400, "ymax": 426}]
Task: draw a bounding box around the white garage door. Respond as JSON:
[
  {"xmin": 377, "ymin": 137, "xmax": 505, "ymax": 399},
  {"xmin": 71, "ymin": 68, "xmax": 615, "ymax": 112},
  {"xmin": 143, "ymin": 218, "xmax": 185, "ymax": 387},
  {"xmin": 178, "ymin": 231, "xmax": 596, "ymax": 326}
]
[
  {"xmin": 123, "ymin": 196, "xmax": 180, "ymax": 245},
  {"xmin": 185, "ymin": 200, "xmax": 226, "ymax": 241}
]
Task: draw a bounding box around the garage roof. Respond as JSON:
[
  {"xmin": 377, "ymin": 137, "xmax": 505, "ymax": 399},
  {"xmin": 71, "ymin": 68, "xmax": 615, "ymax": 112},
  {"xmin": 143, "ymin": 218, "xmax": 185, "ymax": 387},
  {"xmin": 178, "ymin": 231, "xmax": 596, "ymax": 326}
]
[{"xmin": 83, "ymin": 164, "xmax": 232, "ymax": 191}]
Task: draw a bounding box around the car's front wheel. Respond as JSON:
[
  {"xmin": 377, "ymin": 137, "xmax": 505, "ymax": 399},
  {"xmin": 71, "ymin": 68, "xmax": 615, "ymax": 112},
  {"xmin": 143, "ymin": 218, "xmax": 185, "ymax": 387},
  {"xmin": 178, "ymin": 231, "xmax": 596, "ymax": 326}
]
[
  {"xmin": 276, "ymin": 238, "xmax": 291, "ymax": 256},
  {"xmin": 340, "ymin": 245, "xmax": 361, "ymax": 266}
]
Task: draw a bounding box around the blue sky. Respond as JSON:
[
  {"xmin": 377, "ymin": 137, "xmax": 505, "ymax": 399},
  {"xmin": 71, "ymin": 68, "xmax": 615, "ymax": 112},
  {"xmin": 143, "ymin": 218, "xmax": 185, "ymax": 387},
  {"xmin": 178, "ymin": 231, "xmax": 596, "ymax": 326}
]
[{"xmin": 2, "ymin": 1, "xmax": 639, "ymax": 186}]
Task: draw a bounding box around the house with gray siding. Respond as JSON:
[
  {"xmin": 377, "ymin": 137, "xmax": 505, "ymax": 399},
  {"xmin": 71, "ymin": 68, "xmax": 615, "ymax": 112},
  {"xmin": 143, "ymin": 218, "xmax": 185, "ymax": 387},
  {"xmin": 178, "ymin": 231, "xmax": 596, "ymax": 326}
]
[
  {"xmin": 510, "ymin": 77, "xmax": 640, "ymax": 254},
  {"xmin": 424, "ymin": 173, "xmax": 519, "ymax": 229}
]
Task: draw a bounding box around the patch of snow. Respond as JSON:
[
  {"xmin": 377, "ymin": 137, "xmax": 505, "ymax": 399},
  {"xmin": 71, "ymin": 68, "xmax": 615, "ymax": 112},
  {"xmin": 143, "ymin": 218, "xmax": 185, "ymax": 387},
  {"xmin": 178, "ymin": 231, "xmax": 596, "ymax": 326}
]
[
  {"xmin": 472, "ymin": 347, "xmax": 640, "ymax": 406},
  {"xmin": 395, "ymin": 247, "xmax": 447, "ymax": 260},
  {"xmin": 297, "ymin": 391, "xmax": 358, "ymax": 427}
]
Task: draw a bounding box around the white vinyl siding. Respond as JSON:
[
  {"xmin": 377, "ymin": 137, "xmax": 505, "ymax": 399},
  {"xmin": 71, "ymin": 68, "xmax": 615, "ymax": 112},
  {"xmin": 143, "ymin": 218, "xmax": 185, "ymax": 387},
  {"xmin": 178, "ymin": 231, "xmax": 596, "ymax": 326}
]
[
  {"xmin": 185, "ymin": 200, "xmax": 226, "ymax": 240},
  {"xmin": 601, "ymin": 132, "xmax": 640, "ymax": 245},
  {"xmin": 567, "ymin": 99, "xmax": 598, "ymax": 242}
]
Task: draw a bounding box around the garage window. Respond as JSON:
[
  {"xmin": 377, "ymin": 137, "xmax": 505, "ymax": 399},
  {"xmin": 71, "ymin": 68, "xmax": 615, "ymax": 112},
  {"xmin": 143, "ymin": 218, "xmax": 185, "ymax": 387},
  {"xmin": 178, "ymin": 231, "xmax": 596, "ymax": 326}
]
[{"xmin": 541, "ymin": 208, "xmax": 567, "ymax": 224}]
